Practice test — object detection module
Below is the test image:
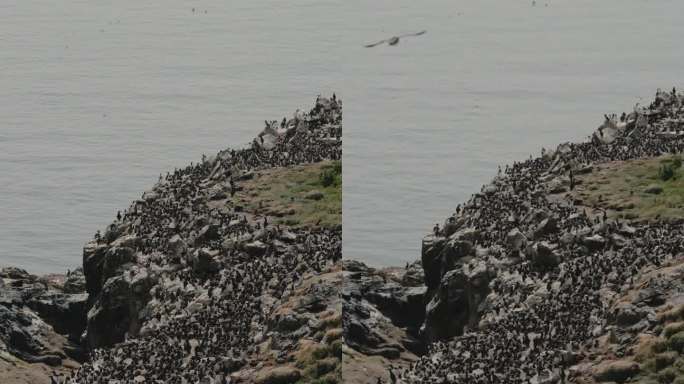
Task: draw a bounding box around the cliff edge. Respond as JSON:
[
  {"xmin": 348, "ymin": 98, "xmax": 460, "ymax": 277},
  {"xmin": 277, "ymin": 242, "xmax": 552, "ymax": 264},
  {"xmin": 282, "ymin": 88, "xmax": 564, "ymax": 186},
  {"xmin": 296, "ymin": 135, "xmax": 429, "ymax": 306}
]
[
  {"xmin": 1, "ymin": 95, "xmax": 342, "ymax": 384},
  {"xmin": 343, "ymin": 88, "xmax": 684, "ymax": 384}
]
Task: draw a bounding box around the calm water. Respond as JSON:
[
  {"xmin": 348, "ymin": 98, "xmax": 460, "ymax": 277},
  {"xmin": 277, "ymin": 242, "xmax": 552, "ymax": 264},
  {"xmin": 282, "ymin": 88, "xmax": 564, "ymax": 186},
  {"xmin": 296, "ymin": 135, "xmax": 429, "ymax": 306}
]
[
  {"xmin": 2, "ymin": 1, "xmax": 684, "ymax": 273},
  {"xmin": 1, "ymin": 1, "xmax": 342, "ymax": 273},
  {"xmin": 342, "ymin": 0, "xmax": 684, "ymax": 267}
]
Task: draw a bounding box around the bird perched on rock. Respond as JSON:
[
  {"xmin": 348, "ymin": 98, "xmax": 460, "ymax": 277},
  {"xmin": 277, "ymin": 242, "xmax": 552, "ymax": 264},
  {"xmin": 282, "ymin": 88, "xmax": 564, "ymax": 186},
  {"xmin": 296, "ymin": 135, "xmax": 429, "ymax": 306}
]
[{"xmin": 364, "ymin": 30, "xmax": 427, "ymax": 47}]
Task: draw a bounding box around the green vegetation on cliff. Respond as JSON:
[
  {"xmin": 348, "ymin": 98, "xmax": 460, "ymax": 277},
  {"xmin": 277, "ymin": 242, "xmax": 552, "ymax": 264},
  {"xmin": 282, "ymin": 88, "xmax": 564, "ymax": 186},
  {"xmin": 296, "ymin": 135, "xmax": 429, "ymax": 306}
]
[
  {"xmin": 236, "ymin": 160, "xmax": 342, "ymax": 228},
  {"xmin": 574, "ymin": 155, "xmax": 684, "ymax": 222}
]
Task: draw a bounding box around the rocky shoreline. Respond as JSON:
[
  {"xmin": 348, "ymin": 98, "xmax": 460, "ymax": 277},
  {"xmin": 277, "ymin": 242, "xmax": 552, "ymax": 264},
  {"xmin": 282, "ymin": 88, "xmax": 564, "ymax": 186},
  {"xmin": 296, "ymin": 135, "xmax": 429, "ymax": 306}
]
[
  {"xmin": 7, "ymin": 88, "xmax": 684, "ymax": 383},
  {"xmin": 1, "ymin": 267, "xmax": 86, "ymax": 383},
  {"xmin": 343, "ymin": 88, "xmax": 684, "ymax": 383},
  {"xmin": 1, "ymin": 95, "xmax": 342, "ymax": 384}
]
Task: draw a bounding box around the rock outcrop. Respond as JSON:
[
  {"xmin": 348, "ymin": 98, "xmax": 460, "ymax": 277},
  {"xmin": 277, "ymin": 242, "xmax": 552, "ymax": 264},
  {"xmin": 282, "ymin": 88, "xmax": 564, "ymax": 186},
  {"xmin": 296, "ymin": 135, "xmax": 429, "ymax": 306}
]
[
  {"xmin": 0, "ymin": 267, "xmax": 85, "ymax": 383},
  {"xmin": 342, "ymin": 261, "xmax": 423, "ymax": 383},
  {"xmin": 369, "ymin": 88, "xmax": 684, "ymax": 383},
  {"xmin": 62, "ymin": 95, "xmax": 342, "ymax": 383}
]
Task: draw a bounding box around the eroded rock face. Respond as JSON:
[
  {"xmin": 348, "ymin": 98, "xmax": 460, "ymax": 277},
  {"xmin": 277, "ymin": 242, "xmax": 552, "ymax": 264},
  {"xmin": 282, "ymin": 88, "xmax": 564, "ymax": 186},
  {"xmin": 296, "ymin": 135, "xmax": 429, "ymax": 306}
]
[
  {"xmin": 65, "ymin": 96, "xmax": 343, "ymax": 384},
  {"xmin": 421, "ymin": 229, "xmax": 478, "ymax": 292},
  {"xmin": 82, "ymin": 242, "xmax": 109, "ymax": 297},
  {"xmin": 0, "ymin": 266, "xmax": 86, "ymax": 373},
  {"xmin": 506, "ymin": 227, "xmax": 527, "ymax": 250},
  {"xmin": 27, "ymin": 291, "xmax": 88, "ymax": 342},
  {"xmin": 421, "ymin": 235, "xmax": 447, "ymax": 290},
  {"xmin": 422, "ymin": 260, "xmax": 491, "ymax": 343},
  {"xmin": 342, "ymin": 260, "xmax": 424, "ymax": 383},
  {"xmin": 86, "ymin": 267, "xmax": 156, "ymax": 349},
  {"xmin": 528, "ymin": 241, "xmax": 561, "ymax": 268}
]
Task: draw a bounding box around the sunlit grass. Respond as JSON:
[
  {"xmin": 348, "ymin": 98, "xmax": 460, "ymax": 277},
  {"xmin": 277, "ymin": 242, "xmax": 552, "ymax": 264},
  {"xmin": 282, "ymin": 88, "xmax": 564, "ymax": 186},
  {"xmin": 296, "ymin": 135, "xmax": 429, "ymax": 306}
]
[
  {"xmin": 236, "ymin": 160, "xmax": 341, "ymax": 228},
  {"xmin": 574, "ymin": 155, "xmax": 684, "ymax": 222}
]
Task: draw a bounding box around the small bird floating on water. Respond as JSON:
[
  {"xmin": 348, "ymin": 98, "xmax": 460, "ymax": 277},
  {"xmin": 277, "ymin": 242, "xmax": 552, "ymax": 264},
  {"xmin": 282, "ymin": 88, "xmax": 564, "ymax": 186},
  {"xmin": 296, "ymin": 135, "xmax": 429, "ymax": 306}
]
[{"xmin": 364, "ymin": 30, "xmax": 427, "ymax": 48}]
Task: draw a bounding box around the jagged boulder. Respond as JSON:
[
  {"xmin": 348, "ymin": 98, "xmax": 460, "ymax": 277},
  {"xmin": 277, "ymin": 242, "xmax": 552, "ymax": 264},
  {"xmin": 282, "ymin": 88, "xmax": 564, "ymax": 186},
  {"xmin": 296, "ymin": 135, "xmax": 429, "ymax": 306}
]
[
  {"xmin": 613, "ymin": 303, "xmax": 649, "ymax": 327},
  {"xmin": 102, "ymin": 246, "xmax": 136, "ymax": 283},
  {"xmin": 402, "ymin": 262, "xmax": 425, "ymax": 287},
  {"xmin": 529, "ymin": 241, "xmax": 561, "ymax": 268},
  {"xmin": 167, "ymin": 234, "xmax": 188, "ymax": 261},
  {"xmin": 63, "ymin": 268, "xmax": 86, "ymax": 294},
  {"xmin": 82, "ymin": 242, "xmax": 109, "ymax": 296},
  {"xmin": 421, "ymin": 235, "xmax": 446, "ymax": 290},
  {"xmin": 110, "ymin": 234, "xmax": 141, "ymax": 249},
  {"xmin": 448, "ymin": 227, "xmax": 480, "ymax": 243},
  {"xmin": 244, "ymin": 241, "xmax": 268, "ymax": 257},
  {"xmin": 27, "ymin": 292, "xmax": 88, "ymax": 342},
  {"xmin": 195, "ymin": 224, "xmax": 220, "ymax": 245},
  {"xmin": 0, "ymin": 270, "xmax": 86, "ymax": 366},
  {"xmin": 0, "ymin": 267, "xmax": 31, "ymax": 280},
  {"xmin": 593, "ymin": 118, "xmax": 621, "ymax": 145},
  {"xmin": 83, "ymin": 242, "xmax": 136, "ymax": 299},
  {"xmin": 441, "ymin": 216, "xmax": 464, "ymax": 238},
  {"xmin": 583, "ymin": 234, "xmax": 606, "ymax": 251},
  {"xmin": 363, "ymin": 281, "xmax": 426, "ymax": 330},
  {"xmin": 422, "ymin": 261, "xmax": 490, "ymax": 343},
  {"xmin": 531, "ymin": 217, "xmax": 559, "ymax": 240},
  {"xmin": 506, "ymin": 228, "xmax": 527, "ymax": 250},
  {"xmin": 191, "ymin": 248, "xmax": 220, "ymax": 274},
  {"xmin": 86, "ymin": 268, "xmax": 156, "ymax": 349},
  {"xmin": 421, "ymin": 229, "xmax": 478, "ymax": 292}
]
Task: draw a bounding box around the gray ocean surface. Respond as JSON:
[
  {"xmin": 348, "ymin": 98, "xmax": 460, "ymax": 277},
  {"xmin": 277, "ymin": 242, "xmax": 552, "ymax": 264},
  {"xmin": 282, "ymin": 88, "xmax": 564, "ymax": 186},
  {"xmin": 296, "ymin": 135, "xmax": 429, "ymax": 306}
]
[{"xmin": 2, "ymin": 1, "xmax": 683, "ymax": 273}]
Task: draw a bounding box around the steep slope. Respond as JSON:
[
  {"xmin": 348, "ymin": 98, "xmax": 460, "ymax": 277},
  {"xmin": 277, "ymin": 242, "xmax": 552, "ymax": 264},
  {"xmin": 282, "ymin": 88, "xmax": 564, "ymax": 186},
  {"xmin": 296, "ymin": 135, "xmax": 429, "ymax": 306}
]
[{"xmin": 44, "ymin": 96, "xmax": 343, "ymax": 384}]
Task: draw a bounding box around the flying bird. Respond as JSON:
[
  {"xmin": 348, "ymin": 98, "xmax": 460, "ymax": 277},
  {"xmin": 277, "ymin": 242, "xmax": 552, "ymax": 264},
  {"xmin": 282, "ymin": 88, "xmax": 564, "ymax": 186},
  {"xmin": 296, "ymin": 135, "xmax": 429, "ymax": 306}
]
[{"xmin": 364, "ymin": 30, "xmax": 427, "ymax": 48}]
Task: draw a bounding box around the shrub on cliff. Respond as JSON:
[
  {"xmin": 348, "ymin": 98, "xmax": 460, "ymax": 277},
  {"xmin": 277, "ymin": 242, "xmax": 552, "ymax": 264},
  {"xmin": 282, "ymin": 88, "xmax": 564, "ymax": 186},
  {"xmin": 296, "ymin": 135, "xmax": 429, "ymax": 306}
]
[
  {"xmin": 319, "ymin": 161, "xmax": 341, "ymax": 188},
  {"xmin": 668, "ymin": 331, "xmax": 684, "ymax": 353},
  {"xmin": 659, "ymin": 164, "xmax": 676, "ymax": 181}
]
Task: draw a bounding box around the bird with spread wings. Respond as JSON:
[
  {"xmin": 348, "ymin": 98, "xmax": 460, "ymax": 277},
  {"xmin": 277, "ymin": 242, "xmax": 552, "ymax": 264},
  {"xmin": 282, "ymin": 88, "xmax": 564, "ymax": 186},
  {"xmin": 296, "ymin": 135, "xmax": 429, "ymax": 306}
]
[{"xmin": 364, "ymin": 30, "xmax": 427, "ymax": 48}]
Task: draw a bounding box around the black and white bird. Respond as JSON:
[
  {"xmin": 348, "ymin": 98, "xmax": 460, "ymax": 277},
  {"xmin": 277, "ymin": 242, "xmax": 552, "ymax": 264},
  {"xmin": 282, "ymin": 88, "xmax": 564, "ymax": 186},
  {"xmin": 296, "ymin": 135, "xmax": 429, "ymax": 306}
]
[{"xmin": 364, "ymin": 30, "xmax": 427, "ymax": 48}]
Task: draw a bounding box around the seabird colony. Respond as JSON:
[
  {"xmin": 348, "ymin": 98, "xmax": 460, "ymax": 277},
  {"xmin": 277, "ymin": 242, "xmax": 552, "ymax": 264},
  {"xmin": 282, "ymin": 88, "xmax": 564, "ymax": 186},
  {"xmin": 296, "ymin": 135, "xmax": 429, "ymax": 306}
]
[
  {"xmin": 401, "ymin": 88, "xmax": 684, "ymax": 383},
  {"xmin": 57, "ymin": 96, "xmax": 342, "ymax": 384}
]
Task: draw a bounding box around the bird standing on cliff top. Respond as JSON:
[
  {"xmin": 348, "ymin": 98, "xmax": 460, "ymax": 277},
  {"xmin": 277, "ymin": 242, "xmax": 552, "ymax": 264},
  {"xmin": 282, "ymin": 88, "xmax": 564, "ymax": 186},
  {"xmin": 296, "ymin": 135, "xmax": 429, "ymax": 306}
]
[{"xmin": 364, "ymin": 30, "xmax": 427, "ymax": 48}]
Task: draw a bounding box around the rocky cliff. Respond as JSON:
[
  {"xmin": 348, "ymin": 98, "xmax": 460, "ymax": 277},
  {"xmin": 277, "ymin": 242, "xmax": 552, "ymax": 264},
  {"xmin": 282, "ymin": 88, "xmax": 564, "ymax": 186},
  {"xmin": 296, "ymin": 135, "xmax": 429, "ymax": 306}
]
[
  {"xmin": 343, "ymin": 88, "xmax": 684, "ymax": 384},
  {"xmin": 1, "ymin": 95, "xmax": 342, "ymax": 384},
  {"xmin": 0, "ymin": 268, "xmax": 86, "ymax": 383}
]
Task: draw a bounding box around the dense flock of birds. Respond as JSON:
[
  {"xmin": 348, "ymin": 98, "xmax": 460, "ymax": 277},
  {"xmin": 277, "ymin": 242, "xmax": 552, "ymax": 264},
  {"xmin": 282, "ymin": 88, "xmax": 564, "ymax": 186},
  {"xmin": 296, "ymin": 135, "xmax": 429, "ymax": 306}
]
[
  {"xmin": 402, "ymin": 88, "xmax": 684, "ymax": 383},
  {"xmin": 53, "ymin": 96, "xmax": 342, "ymax": 384}
]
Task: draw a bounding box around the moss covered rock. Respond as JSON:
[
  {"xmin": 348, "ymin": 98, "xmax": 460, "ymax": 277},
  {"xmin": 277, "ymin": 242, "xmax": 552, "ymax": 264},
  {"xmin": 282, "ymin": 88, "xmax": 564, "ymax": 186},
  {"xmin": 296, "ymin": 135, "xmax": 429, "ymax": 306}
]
[
  {"xmin": 668, "ymin": 331, "xmax": 684, "ymax": 353},
  {"xmin": 593, "ymin": 360, "xmax": 640, "ymax": 382}
]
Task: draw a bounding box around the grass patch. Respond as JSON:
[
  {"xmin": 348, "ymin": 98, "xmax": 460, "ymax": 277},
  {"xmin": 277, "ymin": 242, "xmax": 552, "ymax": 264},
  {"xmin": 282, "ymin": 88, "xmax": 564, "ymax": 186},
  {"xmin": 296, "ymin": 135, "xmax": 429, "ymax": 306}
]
[
  {"xmin": 294, "ymin": 335, "xmax": 342, "ymax": 384},
  {"xmin": 236, "ymin": 160, "xmax": 341, "ymax": 228},
  {"xmin": 573, "ymin": 155, "xmax": 684, "ymax": 222}
]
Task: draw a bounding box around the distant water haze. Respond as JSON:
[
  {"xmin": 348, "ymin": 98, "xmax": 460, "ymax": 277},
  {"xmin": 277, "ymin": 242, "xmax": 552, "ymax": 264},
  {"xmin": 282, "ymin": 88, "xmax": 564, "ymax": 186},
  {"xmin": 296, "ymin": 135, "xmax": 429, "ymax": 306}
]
[
  {"xmin": 342, "ymin": 0, "xmax": 684, "ymax": 267},
  {"xmin": 0, "ymin": 0, "xmax": 342, "ymax": 273},
  {"xmin": 3, "ymin": 0, "xmax": 684, "ymax": 273}
]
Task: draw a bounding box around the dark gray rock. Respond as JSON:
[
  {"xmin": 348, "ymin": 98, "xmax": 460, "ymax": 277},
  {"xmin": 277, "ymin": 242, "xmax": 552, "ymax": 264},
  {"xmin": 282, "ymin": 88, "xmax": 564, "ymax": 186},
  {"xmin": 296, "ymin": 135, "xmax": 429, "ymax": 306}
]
[
  {"xmin": 244, "ymin": 240, "xmax": 268, "ymax": 257},
  {"xmin": 195, "ymin": 224, "xmax": 221, "ymax": 245},
  {"xmin": 28, "ymin": 292, "xmax": 87, "ymax": 342},
  {"xmin": 530, "ymin": 241, "xmax": 561, "ymax": 268},
  {"xmin": 82, "ymin": 242, "xmax": 109, "ymax": 296},
  {"xmin": 63, "ymin": 268, "xmax": 86, "ymax": 294},
  {"xmin": 531, "ymin": 217, "xmax": 559, "ymax": 239},
  {"xmin": 644, "ymin": 184, "xmax": 663, "ymax": 194},
  {"xmin": 422, "ymin": 261, "xmax": 490, "ymax": 343},
  {"xmin": 506, "ymin": 228, "xmax": 527, "ymax": 250},
  {"xmin": 86, "ymin": 268, "xmax": 156, "ymax": 349},
  {"xmin": 304, "ymin": 190, "xmax": 324, "ymax": 200},
  {"xmin": 583, "ymin": 234, "xmax": 606, "ymax": 251}
]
